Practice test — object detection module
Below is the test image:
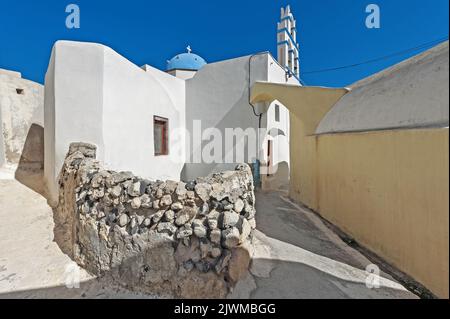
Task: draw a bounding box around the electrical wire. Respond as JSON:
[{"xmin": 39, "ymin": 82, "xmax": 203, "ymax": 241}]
[{"xmin": 302, "ymin": 36, "xmax": 448, "ymax": 75}]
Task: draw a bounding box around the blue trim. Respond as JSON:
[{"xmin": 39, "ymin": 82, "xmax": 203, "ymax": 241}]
[
  {"xmin": 281, "ymin": 16, "xmax": 293, "ymax": 22},
  {"xmin": 277, "ymin": 28, "xmax": 299, "ymax": 51},
  {"xmin": 285, "ymin": 66, "xmax": 303, "ymax": 84},
  {"xmin": 277, "ymin": 40, "xmax": 299, "ymax": 53}
]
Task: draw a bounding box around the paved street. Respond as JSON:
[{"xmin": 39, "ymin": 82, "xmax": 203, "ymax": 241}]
[
  {"xmin": 0, "ymin": 168, "xmax": 416, "ymax": 299},
  {"xmin": 231, "ymin": 190, "xmax": 417, "ymax": 299}
]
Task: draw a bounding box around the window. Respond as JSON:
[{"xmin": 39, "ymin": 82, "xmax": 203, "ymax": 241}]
[
  {"xmin": 154, "ymin": 116, "xmax": 168, "ymax": 156},
  {"xmin": 16, "ymin": 88, "xmax": 24, "ymax": 95},
  {"xmin": 274, "ymin": 104, "xmax": 280, "ymax": 122}
]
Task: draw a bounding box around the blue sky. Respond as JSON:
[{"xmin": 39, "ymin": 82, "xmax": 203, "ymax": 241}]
[{"xmin": 0, "ymin": 0, "xmax": 448, "ymax": 86}]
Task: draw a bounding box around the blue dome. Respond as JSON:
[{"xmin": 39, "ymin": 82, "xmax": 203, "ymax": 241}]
[{"xmin": 166, "ymin": 52, "xmax": 207, "ymax": 71}]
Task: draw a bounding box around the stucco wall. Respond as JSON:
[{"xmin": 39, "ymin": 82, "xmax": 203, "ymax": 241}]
[
  {"xmin": 288, "ymin": 43, "xmax": 449, "ymax": 298},
  {"xmin": 316, "ymin": 128, "xmax": 448, "ymax": 298},
  {"xmin": 317, "ymin": 42, "xmax": 449, "ymax": 134},
  {"xmin": 0, "ymin": 69, "xmax": 43, "ymax": 165},
  {"xmin": 44, "ymin": 41, "xmax": 185, "ymax": 205},
  {"xmin": 184, "ymin": 53, "xmax": 294, "ymax": 182}
]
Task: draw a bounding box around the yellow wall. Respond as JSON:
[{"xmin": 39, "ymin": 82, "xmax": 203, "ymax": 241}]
[{"xmin": 290, "ymin": 125, "xmax": 449, "ymax": 298}]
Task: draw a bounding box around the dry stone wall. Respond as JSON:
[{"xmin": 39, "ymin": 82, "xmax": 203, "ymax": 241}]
[{"xmin": 55, "ymin": 142, "xmax": 256, "ymax": 298}]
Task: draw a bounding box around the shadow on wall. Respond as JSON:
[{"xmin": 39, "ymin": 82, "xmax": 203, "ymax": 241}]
[
  {"xmin": 50, "ymin": 207, "xmax": 231, "ymax": 299},
  {"xmin": 182, "ymin": 90, "xmax": 262, "ymax": 181},
  {"xmin": 14, "ymin": 123, "xmax": 45, "ymax": 197}
]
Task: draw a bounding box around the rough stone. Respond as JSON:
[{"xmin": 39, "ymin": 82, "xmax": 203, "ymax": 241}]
[
  {"xmin": 228, "ymin": 245, "xmax": 251, "ymax": 283},
  {"xmin": 209, "ymin": 229, "xmax": 221, "ymax": 244},
  {"xmin": 248, "ymin": 218, "xmax": 256, "ymax": 230},
  {"xmin": 185, "ymin": 181, "xmax": 196, "ymax": 191},
  {"xmin": 221, "ymin": 211, "xmax": 240, "ymax": 228},
  {"xmin": 210, "ymin": 183, "xmax": 226, "ymax": 201},
  {"xmin": 160, "ymin": 194, "xmax": 173, "ymax": 207},
  {"xmin": 222, "ymin": 227, "xmax": 240, "ymax": 248},
  {"xmin": 211, "ymin": 247, "xmax": 222, "ymax": 258},
  {"xmin": 176, "ymin": 226, "xmax": 193, "ymax": 239},
  {"xmin": 110, "ymin": 185, "xmax": 122, "ymax": 198},
  {"xmin": 215, "ymin": 250, "xmax": 231, "ymax": 274},
  {"xmin": 118, "ymin": 214, "xmax": 129, "ymax": 227},
  {"xmin": 109, "ymin": 171, "xmax": 133, "ymax": 186},
  {"xmin": 131, "ymin": 197, "xmax": 141, "ymax": 209},
  {"xmin": 143, "ymin": 218, "xmax": 152, "ymax": 227},
  {"xmin": 157, "ymin": 222, "xmax": 178, "ymax": 235},
  {"xmin": 233, "ymin": 199, "xmax": 245, "ymax": 214},
  {"xmin": 244, "ymin": 201, "xmax": 256, "ymax": 219},
  {"xmin": 151, "ymin": 210, "xmax": 165, "ymax": 224},
  {"xmin": 140, "ymin": 194, "xmax": 152, "ymax": 208},
  {"xmin": 199, "ymin": 202, "xmax": 209, "ymax": 216},
  {"xmin": 194, "ymin": 183, "xmax": 212, "ymax": 202},
  {"xmin": 175, "ymin": 182, "xmax": 187, "ymax": 200},
  {"xmin": 193, "ymin": 225, "xmax": 207, "ymax": 238},
  {"xmin": 163, "ymin": 181, "xmax": 178, "ymax": 194},
  {"xmin": 163, "ymin": 210, "xmax": 175, "ymax": 222},
  {"xmin": 175, "ymin": 207, "xmax": 197, "ymax": 226},
  {"xmin": 171, "ymin": 202, "xmax": 183, "ymax": 211},
  {"xmin": 236, "ymin": 217, "xmax": 252, "ymax": 243},
  {"xmin": 208, "ymin": 218, "xmax": 218, "ymax": 229},
  {"xmin": 155, "ymin": 188, "xmax": 163, "ymax": 199},
  {"xmin": 128, "ymin": 181, "xmax": 141, "ymax": 197}
]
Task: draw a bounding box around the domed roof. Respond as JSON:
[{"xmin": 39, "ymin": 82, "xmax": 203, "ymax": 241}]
[{"xmin": 166, "ymin": 47, "xmax": 207, "ymax": 71}]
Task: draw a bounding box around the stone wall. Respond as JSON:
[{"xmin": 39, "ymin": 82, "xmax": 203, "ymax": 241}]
[{"xmin": 55, "ymin": 142, "xmax": 256, "ymax": 298}]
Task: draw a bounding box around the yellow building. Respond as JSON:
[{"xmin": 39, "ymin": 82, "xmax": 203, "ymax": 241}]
[{"xmin": 252, "ymin": 42, "xmax": 449, "ymax": 298}]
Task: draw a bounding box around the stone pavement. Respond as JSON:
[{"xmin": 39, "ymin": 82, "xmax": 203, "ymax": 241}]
[{"xmin": 0, "ymin": 169, "xmax": 417, "ymax": 299}]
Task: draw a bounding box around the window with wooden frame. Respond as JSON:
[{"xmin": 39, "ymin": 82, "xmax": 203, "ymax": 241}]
[{"xmin": 154, "ymin": 116, "xmax": 169, "ymax": 156}]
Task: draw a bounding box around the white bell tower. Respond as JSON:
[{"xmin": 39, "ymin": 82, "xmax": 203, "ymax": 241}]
[{"xmin": 277, "ymin": 5, "xmax": 300, "ymax": 79}]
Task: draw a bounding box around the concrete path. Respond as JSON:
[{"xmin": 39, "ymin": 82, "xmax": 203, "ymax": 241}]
[
  {"xmin": 229, "ymin": 190, "xmax": 417, "ymax": 299},
  {"xmin": 0, "ymin": 169, "xmax": 156, "ymax": 299},
  {"xmin": 0, "ymin": 169, "xmax": 417, "ymax": 299}
]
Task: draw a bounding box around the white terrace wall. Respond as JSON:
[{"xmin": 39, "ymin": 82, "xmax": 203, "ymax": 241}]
[{"xmin": 44, "ymin": 41, "xmax": 185, "ymax": 206}]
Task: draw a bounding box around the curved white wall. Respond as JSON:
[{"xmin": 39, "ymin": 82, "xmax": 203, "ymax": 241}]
[
  {"xmin": 44, "ymin": 41, "xmax": 185, "ymax": 205},
  {"xmin": 317, "ymin": 41, "xmax": 449, "ymax": 134}
]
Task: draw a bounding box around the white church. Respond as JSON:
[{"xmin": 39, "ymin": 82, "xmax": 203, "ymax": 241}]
[{"xmin": 44, "ymin": 5, "xmax": 301, "ymax": 204}]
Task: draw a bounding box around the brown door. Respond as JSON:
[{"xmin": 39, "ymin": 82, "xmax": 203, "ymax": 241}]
[{"xmin": 267, "ymin": 140, "xmax": 272, "ymax": 176}]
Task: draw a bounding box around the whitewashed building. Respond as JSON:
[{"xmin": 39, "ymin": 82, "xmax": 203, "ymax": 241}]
[{"xmin": 44, "ymin": 6, "xmax": 301, "ymax": 204}]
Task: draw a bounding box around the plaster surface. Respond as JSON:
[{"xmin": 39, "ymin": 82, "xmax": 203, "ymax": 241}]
[
  {"xmin": 184, "ymin": 53, "xmax": 295, "ymax": 181},
  {"xmin": 44, "ymin": 41, "xmax": 186, "ymax": 205},
  {"xmin": 316, "ymin": 41, "xmax": 449, "ymax": 134},
  {"xmin": 0, "ymin": 70, "xmax": 43, "ymax": 165}
]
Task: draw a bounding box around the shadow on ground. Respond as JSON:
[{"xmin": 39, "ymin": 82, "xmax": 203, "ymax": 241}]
[{"xmin": 0, "ymin": 125, "xmax": 417, "ymax": 299}]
